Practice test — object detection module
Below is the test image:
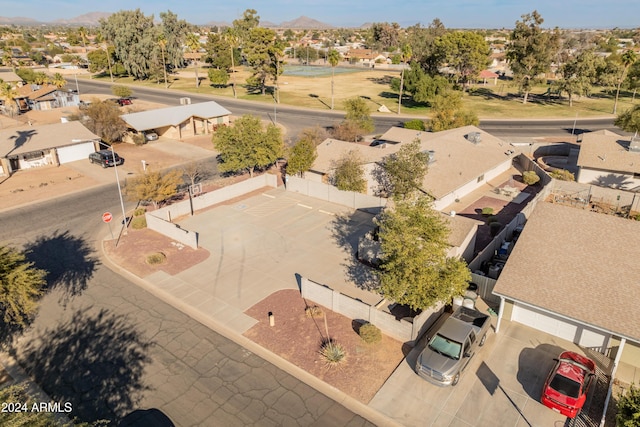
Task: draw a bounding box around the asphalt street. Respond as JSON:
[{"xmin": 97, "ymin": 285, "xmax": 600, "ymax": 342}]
[{"xmin": 0, "ymin": 184, "xmax": 374, "ymax": 426}]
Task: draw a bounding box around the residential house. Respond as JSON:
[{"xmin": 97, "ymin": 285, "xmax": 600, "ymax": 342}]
[
  {"xmin": 492, "ymin": 201, "xmax": 640, "ymax": 371},
  {"xmin": 309, "ymin": 126, "xmax": 515, "ymax": 211},
  {"xmin": 120, "ymin": 100, "xmax": 232, "ymax": 141},
  {"xmin": 576, "ymin": 129, "xmax": 640, "ymax": 191},
  {"xmin": 0, "ymin": 121, "xmax": 100, "ymax": 176},
  {"xmin": 15, "ymin": 84, "xmax": 80, "ymax": 112}
]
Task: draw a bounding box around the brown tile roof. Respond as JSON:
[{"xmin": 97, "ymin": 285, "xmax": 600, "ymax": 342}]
[
  {"xmin": 493, "ymin": 202, "xmax": 640, "ymax": 341},
  {"xmin": 16, "ymin": 84, "xmax": 58, "ymax": 100},
  {"xmin": 577, "ymin": 129, "xmax": 640, "ymax": 174}
]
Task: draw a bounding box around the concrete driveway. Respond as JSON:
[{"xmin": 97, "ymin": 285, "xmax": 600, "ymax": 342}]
[{"xmin": 370, "ymin": 316, "xmax": 611, "ymax": 427}]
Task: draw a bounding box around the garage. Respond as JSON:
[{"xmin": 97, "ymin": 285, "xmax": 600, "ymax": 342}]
[
  {"xmin": 56, "ymin": 142, "xmax": 96, "ymax": 164},
  {"xmin": 511, "ymin": 302, "xmax": 610, "ymax": 351}
]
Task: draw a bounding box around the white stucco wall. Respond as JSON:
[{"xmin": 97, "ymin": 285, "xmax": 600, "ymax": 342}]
[{"xmin": 577, "ymin": 167, "xmax": 640, "ymax": 190}]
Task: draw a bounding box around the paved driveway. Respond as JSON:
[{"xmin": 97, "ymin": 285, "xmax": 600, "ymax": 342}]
[{"xmin": 370, "ymin": 316, "xmax": 611, "ymax": 427}]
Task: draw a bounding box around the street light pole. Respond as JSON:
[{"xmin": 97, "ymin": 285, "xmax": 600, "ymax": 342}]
[{"xmin": 99, "ymin": 141, "xmax": 128, "ymax": 238}]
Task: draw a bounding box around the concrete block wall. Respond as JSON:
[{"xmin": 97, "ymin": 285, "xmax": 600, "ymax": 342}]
[
  {"xmin": 286, "ymin": 176, "xmax": 386, "ymax": 210},
  {"xmin": 145, "ymin": 212, "xmax": 199, "ymax": 249}
]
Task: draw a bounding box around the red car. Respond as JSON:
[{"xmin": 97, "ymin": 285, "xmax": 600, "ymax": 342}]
[{"xmin": 541, "ymin": 351, "xmax": 596, "ymax": 418}]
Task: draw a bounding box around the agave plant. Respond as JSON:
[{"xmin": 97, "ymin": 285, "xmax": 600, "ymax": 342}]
[{"xmin": 320, "ymin": 339, "xmax": 346, "ymax": 367}]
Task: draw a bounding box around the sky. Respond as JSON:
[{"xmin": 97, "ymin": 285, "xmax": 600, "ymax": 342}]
[{"xmin": 2, "ymin": 0, "xmax": 639, "ymax": 29}]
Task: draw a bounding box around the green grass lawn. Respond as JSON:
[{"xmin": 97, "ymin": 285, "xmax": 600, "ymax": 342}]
[{"xmin": 86, "ymin": 66, "xmax": 637, "ymax": 120}]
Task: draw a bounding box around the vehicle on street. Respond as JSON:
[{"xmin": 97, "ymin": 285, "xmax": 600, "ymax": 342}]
[
  {"xmin": 541, "ymin": 351, "xmax": 596, "ymax": 418},
  {"xmin": 89, "ymin": 150, "xmax": 124, "ymax": 168},
  {"xmin": 415, "ymin": 306, "xmax": 491, "ymax": 386}
]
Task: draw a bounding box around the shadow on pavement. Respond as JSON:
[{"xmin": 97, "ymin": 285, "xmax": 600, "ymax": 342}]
[
  {"xmin": 14, "ymin": 307, "xmax": 153, "ymax": 423},
  {"xmin": 25, "ymin": 230, "xmax": 100, "ymax": 306},
  {"xmin": 119, "ymin": 408, "xmax": 175, "ymax": 427}
]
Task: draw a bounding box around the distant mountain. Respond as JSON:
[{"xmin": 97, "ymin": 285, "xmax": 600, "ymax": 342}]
[
  {"xmin": 275, "ymin": 16, "xmax": 333, "ymax": 29},
  {"xmin": 52, "ymin": 12, "xmax": 111, "ymax": 26},
  {"xmin": 0, "ymin": 16, "xmax": 40, "ymax": 25}
]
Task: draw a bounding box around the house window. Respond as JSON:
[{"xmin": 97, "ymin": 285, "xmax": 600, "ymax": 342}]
[
  {"xmin": 23, "ymin": 151, "xmax": 45, "ymax": 161},
  {"xmin": 477, "ymin": 174, "xmax": 484, "ymax": 183}
]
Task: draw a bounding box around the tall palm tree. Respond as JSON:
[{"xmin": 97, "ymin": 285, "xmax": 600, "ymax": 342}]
[
  {"xmin": 613, "ymin": 50, "xmax": 637, "ymax": 114},
  {"xmin": 158, "ymin": 34, "xmax": 168, "ymax": 89},
  {"xmin": 185, "ymin": 33, "xmax": 201, "ymax": 88},
  {"xmin": 397, "ymin": 44, "xmax": 412, "ymax": 115},
  {"xmin": 327, "ymin": 49, "xmax": 340, "ymax": 110},
  {"xmin": 224, "ymin": 28, "xmax": 238, "ymax": 98}
]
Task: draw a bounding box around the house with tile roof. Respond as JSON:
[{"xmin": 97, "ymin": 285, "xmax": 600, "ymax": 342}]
[
  {"xmin": 492, "ymin": 201, "xmax": 640, "ymax": 371},
  {"xmin": 15, "ymin": 84, "xmax": 80, "ymax": 112},
  {"xmin": 0, "ymin": 121, "xmax": 100, "ymax": 176},
  {"xmin": 576, "ymin": 130, "xmax": 640, "ymax": 191},
  {"xmin": 309, "ymin": 126, "xmax": 516, "ymax": 211},
  {"xmin": 120, "ymin": 100, "xmax": 232, "ymax": 141}
]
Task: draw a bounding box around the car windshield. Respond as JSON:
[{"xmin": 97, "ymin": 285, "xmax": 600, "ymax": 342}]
[
  {"xmin": 428, "ymin": 334, "xmax": 462, "ymax": 360},
  {"xmin": 549, "ymin": 374, "xmax": 581, "ymax": 398}
]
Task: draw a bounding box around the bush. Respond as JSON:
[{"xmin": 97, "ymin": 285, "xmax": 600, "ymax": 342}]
[
  {"xmin": 549, "ymin": 169, "xmax": 575, "ymax": 181},
  {"xmin": 481, "ymin": 207, "xmax": 494, "ymax": 216},
  {"xmin": 522, "ymin": 171, "xmax": 541, "ymax": 185},
  {"xmin": 319, "ymin": 339, "xmax": 347, "ymax": 367},
  {"xmin": 305, "ymin": 305, "xmax": 324, "ymax": 318},
  {"xmin": 617, "ymin": 383, "xmax": 640, "ymax": 426},
  {"xmin": 146, "ymin": 252, "xmax": 166, "ymax": 265},
  {"xmin": 133, "ymin": 208, "xmax": 146, "ymax": 217},
  {"xmin": 486, "ymin": 215, "xmax": 499, "ymax": 224},
  {"xmin": 404, "ymin": 119, "xmax": 426, "ymax": 131},
  {"xmin": 131, "ymin": 133, "xmax": 146, "ymax": 146},
  {"xmin": 130, "ymin": 216, "xmax": 147, "ymax": 229},
  {"xmin": 359, "ymin": 322, "xmax": 382, "ymax": 344}
]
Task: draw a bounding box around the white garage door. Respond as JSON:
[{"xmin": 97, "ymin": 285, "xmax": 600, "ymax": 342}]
[
  {"xmin": 57, "ymin": 142, "xmax": 95, "ymax": 164},
  {"xmin": 512, "ymin": 303, "xmax": 609, "ymax": 351}
]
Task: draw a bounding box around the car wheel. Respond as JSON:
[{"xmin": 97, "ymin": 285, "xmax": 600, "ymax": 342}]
[
  {"xmin": 479, "ymin": 333, "xmax": 487, "ymax": 347},
  {"xmin": 101, "ymin": 162, "xmax": 107, "ymax": 168},
  {"xmin": 451, "ymin": 373, "xmax": 460, "ymax": 386}
]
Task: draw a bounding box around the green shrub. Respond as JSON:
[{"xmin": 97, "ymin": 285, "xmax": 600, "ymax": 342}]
[
  {"xmin": 146, "ymin": 252, "xmax": 166, "ymax": 265},
  {"xmin": 490, "ymin": 221, "xmax": 502, "ymax": 237},
  {"xmin": 404, "ymin": 119, "xmax": 426, "ymax": 131},
  {"xmin": 522, "ymin": 171, "xmax": 541, "ymax": 185},
  {"xmin": 132, "ymin": 133, "xmax": 146, "ymax": 146},
  {"xmin": 487, "ymin": 215, "xmax": 499, "ymax": 224},
  {"xmin": 130, "ymin": 216, "xmax": 147, "ymax": 229},
  {"xmin": 359, "ymin": 322, "xmax": 382, "ymax": 344},
  {"xmin": 320, "ymin": 339, "xmax": 347, "ymax": 367},
  {"xmin": 481, "ymin": 207, "xmax": 494, "ymax": 216},
  {"xmin": 549, "ymin": 169, "xmax": 575, "ymax": 181},
  {"xmin": 133, "ymin": 208, "xmax": 146, "ymax": 217},
  {"xmin": 617, "ymin": 383, "xmax": 640, "ymax": 426}
]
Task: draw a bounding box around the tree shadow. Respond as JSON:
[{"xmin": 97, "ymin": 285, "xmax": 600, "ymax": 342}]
[
  {"xmin": 6, "ymin": 129, "xmax": 37, "ymax": 156},
  {"xmin": 120, "ymin": 408, "xmax": 175, "ymax": 427},
  {"xmin": 24, "ymin": 230, "xmax": 99, "ymax": 305},
  {"xmin": 592, "ymin": 173, "xmax": 634, "ymax": 190},
  {"xmin": 308, "ymin": 93, "xmax": 330, "ymax": 109},
  {"xmin": 15, "ymin": 307, "xmax": 152, "ymax": 423},
  {"xmin": 366, "ymin": 75, "xmax": 393, "ymax": 85},
  {"xmin": 329, "ymin": 210, "xmax": 380, "ymax": 291}
]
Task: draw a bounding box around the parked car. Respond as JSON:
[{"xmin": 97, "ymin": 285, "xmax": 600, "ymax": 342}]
[
  {"xmin": 415, "ymin": 306, "xmax": 491, "ymax": 386},
  {"xmin": 144, "ymin": 131, "xmax": 158, "ymax": 141},
  {"xmin": 117, "ymin": 98, "xmax": 133, "ymax": 106},
  {"xmin": 89, "ymin": 150, "xmax": 124, "ymax": 168},
  {"xmin": 541, "ymin": 351, "xmax": 596, "ymax": 418}
]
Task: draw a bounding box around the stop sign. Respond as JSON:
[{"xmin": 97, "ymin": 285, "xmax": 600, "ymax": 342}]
[{"xmin": 102, "ymin": 212, "xmax": 113, "ymax": 223}]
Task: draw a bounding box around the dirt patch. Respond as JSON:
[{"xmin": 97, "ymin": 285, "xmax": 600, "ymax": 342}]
[
  {"xmin": 103, "ymin": 227, "xmax": 209, "ymax": 277},
  {"xmin": 243, "ymin": 289, "xmax": 406, "ymax": 403}
]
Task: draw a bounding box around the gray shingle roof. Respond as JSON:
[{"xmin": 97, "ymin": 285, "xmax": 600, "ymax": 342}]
[
  {"xmin": 0, "ymin": 121, "xmax": 100, "ymax": 157},
  {"xmin": 121, "ymin": 101, "xmax": 232, "ymax": 131},
  {"xmin": 493, "ymin": 202, "xmax": 640, "ymax": 341}
]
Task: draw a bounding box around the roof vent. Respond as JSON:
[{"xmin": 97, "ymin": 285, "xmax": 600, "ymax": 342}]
[
  {"xmin": 630, "ymin": 136, "xmax": 640, "ymax": 153},
  {"xmin": 466, "ymin": 132, "xmax": 482, "ymax": 144},
  {"xmin": 422, "ymin": 149, "xmax": 436, "ymax": 163}
]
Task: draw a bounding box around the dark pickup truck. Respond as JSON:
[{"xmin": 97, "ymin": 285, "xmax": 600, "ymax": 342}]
[{"xmin": 415, "ymin": 306, "xmax": 491, "ymax": 386}]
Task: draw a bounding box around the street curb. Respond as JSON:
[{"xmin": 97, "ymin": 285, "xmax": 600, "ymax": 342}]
[{"xmin": 98, "ymin": 237, "xmax": 403, "ymax": 427}]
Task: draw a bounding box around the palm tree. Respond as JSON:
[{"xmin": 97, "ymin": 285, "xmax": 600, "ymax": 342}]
[
  {"xmin": 0, "ymin": 81, "xmax": 18, "ymax": 116},
  {"xmin": 327, "ymin": 49, "xmax": 340, "ymax": 110},
  {"xmin": 397, "ymin": 44, "xmax": 412, "ymax": 114},
  {"xmin": 156, "ymin": 34, "xmax": 169, "ymax": 89},
  {"xmin": 224, "ymin": 28, "xmax": 238, "ymax": 98},
  {"xmin": 185, "ymin": 33, "xmax": 201, "ymax": 88},
  {"xmin": 50, "ymin": 73, "xmax": 66, "ymax": 89},
  {"xmin": 613, "ymin": 50, "xmax": 637, "ymax": 114}
]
